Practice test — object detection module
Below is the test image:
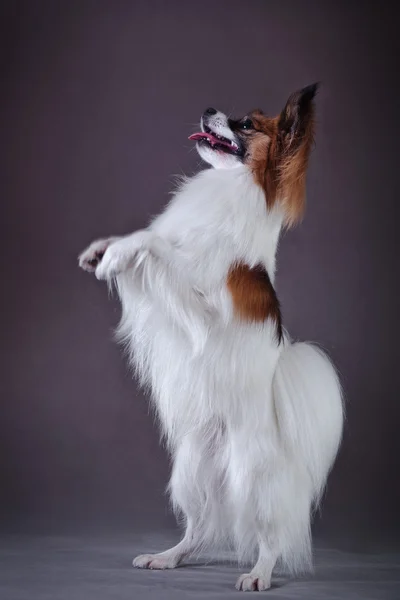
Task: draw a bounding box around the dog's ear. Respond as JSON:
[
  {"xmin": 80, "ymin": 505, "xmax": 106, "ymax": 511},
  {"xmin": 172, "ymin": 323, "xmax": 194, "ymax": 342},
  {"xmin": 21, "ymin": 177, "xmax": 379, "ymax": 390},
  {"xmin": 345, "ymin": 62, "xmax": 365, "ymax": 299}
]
[
  {"xmin": 275, "ymin": 84, "xmax": 319, "ymax": 227},
  {"xmin": 278, "ymin": 83, "xmax": 318, "ymax": 152}
]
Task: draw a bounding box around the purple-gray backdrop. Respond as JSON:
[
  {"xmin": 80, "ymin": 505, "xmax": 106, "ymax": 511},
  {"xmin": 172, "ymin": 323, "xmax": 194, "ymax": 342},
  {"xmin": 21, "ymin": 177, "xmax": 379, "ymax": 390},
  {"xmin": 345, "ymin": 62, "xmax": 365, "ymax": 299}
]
[{"xmin": 1, "ymin": 0, "xmax": 399, "ymax": 550}]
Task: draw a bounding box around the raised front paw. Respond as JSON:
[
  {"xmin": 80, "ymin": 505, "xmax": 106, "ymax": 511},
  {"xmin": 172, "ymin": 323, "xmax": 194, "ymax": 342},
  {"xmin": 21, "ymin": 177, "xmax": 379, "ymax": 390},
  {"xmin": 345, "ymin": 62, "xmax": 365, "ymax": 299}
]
[
  {"xmin": 78, "ymin": 238, "xmax": 117, "ymax": 273},
  {"xmin": 94, "ymin": 230, "xmax": 152, "ymax": 281}
]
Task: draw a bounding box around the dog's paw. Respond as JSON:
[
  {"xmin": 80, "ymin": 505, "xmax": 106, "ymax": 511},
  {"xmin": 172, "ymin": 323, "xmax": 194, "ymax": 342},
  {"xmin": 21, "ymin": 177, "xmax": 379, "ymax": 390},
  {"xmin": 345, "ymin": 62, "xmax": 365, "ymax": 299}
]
[
  {"xmin": 235, "ymin": 573, "xmax": 271, "ymax": 592},
  {"xmin": 78, "ymin": 238, "xmax": 115, "ymax": 272},
  {"xmin": 95, "ymin": 231, "xmax": 151, "ymax": 281},
  {"xmin": 132, "ymin": 553, "xmax": 178, "ymax": 570}
]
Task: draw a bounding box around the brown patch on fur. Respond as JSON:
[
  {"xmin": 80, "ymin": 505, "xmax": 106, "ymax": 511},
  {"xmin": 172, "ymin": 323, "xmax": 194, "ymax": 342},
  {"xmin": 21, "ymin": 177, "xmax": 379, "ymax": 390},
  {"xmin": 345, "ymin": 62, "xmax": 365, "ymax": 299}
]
[
  {"xmin": 242, "ymin": 87, "xmax": 316, "ymax": 227},
  {"xmin": 247, "ymin": 114, "xmax": 279, "ymax": 204},
  {"xmin": 227, "ymin": 262, "xmax": 282, "ymax": 343},
  {"xmin": 276, "ymin": 115, "xmax": 315, "ymax": 227}
]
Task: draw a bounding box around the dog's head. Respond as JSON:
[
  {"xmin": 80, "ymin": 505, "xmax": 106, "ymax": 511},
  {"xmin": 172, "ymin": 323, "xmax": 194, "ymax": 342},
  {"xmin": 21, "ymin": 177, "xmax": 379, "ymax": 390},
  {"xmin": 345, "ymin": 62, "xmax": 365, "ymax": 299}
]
[{"xmin": 189, "ymin": 84, "xmax": 318, "ymax": 226}]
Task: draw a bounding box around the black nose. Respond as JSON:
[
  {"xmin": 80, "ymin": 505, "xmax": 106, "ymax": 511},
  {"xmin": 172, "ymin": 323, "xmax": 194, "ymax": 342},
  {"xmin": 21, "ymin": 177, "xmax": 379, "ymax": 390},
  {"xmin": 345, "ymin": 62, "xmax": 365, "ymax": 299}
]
[{"xmin": 204, "ymin": 107, "xmax": 217, "ymax": 116}]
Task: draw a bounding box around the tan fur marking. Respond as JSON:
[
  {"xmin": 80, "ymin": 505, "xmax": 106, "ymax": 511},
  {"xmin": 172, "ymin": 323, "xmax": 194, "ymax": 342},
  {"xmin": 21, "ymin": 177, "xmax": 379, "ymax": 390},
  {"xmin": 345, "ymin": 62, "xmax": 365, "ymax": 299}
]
[
  {"xmin": 247, "ymin": 115, "xmax": 280, "ymax": 212},
  {"xmin": 277, "ymin": 124, "xmax": 314, "ymax": 227},
  {"xmin": 244, "ymin": 104, "xmax": 315, "ymax": 227},
  {"xmin": 227, "ymin": 262, "xmax": 282, "ymax": 342}
]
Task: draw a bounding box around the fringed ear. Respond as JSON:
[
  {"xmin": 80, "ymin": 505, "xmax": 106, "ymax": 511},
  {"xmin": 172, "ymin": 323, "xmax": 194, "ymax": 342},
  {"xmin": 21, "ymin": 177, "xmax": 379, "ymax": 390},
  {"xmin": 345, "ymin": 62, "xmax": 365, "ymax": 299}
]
[{"xmin": 277, "ymin": 83, "xmax": 318, "ymax": 227}]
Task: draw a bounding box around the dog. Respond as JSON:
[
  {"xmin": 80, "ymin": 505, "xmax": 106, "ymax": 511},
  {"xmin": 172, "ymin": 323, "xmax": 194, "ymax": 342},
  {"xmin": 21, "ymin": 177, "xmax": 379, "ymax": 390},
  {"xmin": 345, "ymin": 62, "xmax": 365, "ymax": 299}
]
[{"xmin": 79, "ymin": 83, "xmax": 343, "ymax": 592}]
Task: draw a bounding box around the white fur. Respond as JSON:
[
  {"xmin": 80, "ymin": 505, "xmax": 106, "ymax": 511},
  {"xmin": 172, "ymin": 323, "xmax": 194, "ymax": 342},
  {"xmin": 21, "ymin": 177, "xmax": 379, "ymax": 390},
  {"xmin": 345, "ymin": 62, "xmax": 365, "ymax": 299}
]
[{"xmin": 79, "ymin": 158, "xmax": 343, "ymax": 590}]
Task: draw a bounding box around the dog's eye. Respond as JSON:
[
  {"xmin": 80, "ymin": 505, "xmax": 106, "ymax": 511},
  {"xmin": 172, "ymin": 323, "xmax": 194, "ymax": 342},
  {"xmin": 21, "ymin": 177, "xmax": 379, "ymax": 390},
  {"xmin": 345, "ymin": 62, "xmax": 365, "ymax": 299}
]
[{"xmin": 240, "ymin": 118, "xmax": 253, "ymax": 130}]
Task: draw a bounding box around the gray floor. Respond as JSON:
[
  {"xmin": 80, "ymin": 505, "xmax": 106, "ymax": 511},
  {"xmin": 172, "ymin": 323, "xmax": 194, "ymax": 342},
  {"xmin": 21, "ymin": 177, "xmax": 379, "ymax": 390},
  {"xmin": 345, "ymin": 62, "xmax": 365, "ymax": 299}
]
[{"xmin": 1, "ymin": 532, "xmax": 399, "ymax": 599}]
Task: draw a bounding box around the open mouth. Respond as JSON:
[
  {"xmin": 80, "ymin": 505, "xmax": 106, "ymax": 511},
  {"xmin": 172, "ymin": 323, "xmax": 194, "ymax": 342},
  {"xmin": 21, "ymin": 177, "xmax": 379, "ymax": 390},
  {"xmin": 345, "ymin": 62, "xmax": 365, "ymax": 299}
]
[{"xmin": 189, "ymin": 124, "xmax": 241, "ymax": 156}]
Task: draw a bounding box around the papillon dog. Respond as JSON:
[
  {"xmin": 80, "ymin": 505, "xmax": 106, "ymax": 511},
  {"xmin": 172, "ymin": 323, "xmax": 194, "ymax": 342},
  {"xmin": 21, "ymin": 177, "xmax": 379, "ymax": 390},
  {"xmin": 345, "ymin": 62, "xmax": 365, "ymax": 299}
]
[{"xmin": 79, "ymin": 83, "xmax": 343, "ymax": 592}]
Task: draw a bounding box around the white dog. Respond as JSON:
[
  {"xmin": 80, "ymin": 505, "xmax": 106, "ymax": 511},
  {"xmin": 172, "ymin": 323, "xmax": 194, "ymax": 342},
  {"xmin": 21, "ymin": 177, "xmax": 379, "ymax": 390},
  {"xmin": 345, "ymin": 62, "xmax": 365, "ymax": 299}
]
[{"xmin": 79, "ymin": 84, "xmax": 343, "ymax": 592}]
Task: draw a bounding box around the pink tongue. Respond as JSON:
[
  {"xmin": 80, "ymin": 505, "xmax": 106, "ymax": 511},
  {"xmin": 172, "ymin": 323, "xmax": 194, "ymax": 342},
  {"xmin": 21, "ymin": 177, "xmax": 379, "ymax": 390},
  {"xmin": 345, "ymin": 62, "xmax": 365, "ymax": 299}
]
[
  {"xmin": 189, "ymin": 132, "xmax": 215, "ymax": 142},
  {"xmin": 188, "ymin": 131, "xmax": 231, "ymax": 148}
]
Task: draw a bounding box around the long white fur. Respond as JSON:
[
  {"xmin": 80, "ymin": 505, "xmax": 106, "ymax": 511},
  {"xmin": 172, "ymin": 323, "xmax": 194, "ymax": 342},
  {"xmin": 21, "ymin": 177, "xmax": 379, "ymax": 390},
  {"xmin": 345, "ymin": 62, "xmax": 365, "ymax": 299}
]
[{"xmin": 79, "ymin": 157, "xmax": 343, "ymax": 589}]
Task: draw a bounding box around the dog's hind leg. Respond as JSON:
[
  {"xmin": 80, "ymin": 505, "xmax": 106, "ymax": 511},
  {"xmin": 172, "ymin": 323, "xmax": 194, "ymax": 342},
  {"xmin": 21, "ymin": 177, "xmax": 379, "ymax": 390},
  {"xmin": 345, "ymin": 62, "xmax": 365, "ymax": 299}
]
[
  {"xmin": 133, "ymin": 427, "xmax": 224, "ymax": 570},
  {"xmin": 226, "ymin": 421, "xmax": 314, "ymax": 591},
  {"xmin": 132, "ymin": 524, "xmax": 196, "ymax": 570}
]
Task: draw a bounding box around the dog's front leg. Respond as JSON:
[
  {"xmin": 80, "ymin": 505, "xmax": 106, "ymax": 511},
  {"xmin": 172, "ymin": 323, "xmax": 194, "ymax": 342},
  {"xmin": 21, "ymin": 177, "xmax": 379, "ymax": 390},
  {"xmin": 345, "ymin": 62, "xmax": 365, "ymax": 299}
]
[
  {"xmin": 79, "ymin": 230, "xmax": 163, "ymax": 281},
  {"xmin": 79, "ymin": 230, "xmax": 211, "ymax": 351},
  {"xmin": 78, "ymin": 236, "xmax": 121, "ymax": 273},
  {"xmin": 94, "ymin": 230, "xmax": 158, "ymax": 281}
]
